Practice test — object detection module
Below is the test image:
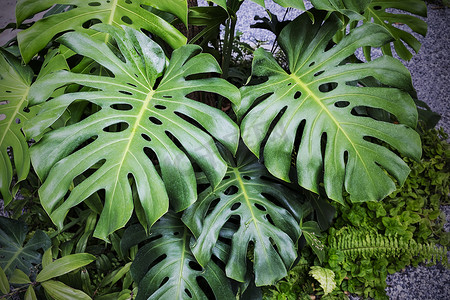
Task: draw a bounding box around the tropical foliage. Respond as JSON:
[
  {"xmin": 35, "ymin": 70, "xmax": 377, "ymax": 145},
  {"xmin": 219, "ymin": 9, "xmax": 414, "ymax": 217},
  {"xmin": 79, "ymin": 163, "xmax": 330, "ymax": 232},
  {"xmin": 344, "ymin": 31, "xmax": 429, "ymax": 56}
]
[{"xmin": 0, "ymin": 0, "xmax": 446, "ymax": 299}]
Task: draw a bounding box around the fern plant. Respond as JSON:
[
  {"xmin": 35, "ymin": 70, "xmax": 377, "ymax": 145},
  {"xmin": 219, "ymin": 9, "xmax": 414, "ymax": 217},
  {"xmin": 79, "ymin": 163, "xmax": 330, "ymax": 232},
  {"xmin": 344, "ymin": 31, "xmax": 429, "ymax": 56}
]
[{"xmin": 0, "ymin": 0, "xmax": 436, "ymax": 299}]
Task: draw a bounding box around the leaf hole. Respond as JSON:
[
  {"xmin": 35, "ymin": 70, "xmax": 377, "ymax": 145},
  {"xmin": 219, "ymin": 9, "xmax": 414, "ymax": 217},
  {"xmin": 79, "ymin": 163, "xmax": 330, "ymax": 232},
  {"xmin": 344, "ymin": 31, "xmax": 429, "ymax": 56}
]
[
  {"xmin": 344, "ymin": 150, "xmax": 349, "ymax": 165},
  {"xmin": 125, "ymin": 0, "xmax": 132, "ymax": 3},
  {"xmin": 149, "ymin": 117, "xmax": 162, "ymax": 125},
  {"xmin": 309, "ymin": 62, "xmax": 315, "ymax": 67},
  {"xmin": 188, "ymin": 260, "xmax": 203, "ymax": 272},
  {"xmin": 15, "ymin": 118, "xmax": 20, "ymax": 124},
  {"xmin": 266, "ymin": 214, "xmax": 275, "ymax": 226},
  {"xmin": 224, "ymin": 185, "xmax": 238, "ymax": 195},
  {"xmin": 159, "ymin": 276, "xmax": 169, "ymax": 288},
  {"xmin": 110, "ymin": 103, "xmax": 132, "ymax": 111},
  {"xmin": 196, "ymin": 276, "xmax": 215, "ymax": 300},
  {"xmin": 242, "ymin": 175, "xmax": 251, "ymax": 180},
  {"xmin": 254, "ymin": 203, "xmax": 266, "ymax": 211},
  {"xmin": 119, "ymin": 90, "xmax": 133, "ymax": 95},
  {"xmin": 141, "ymin": 133, "xmax": 151, "ymax": 142},
  {"xmin": 5, "ymin": 90, "xmax": 11, "ymax": 93},
  {"xmin": 144, "ymin": 147, "xmax": 159, "ymax": 166},
  {"xmin": 154, "ymin": 104, "xmax": 167, "ymax": 110},
  {"xmin": 185, "ymin": 289, "xmax": 193, "ymax": 298},
  {"xmin": 82, "ymin": 18, "xmax": 101, "ymax": 29},
  {"xmin": 88, "ymin": 2, "xmax": 101, "ymax": 6},
  {"xmin": 230, "ymin": 202, "xmax": 241, "ymax": 211},
  {"xmin": 127, "ymin": 82, "xmax": 137, "ymax": 87},
  {"xmin": 334, "ymin": 101, "xmax": 350, "ymax": 108},
  {"xmin": 173, "ymin": 231, "xmax": 179, "ymax": 236},
  {"xmin": 103, "ymin": 122, "xmax": 129, "ymax": 132},
  {"xmin": 319, "ymin": 82, "xmax": 338, "ymax": 93},
  {"xmin": 162, "ymin": 95, "xmax": 172, "ymax": 99},
  {"xmin": 294, "ymin": 91, "xmax": 302, "ymax": 99},
  {"xmin": 373, "ymin": 5, "xmax": 382, "ymax": 10},
  {"xmin": 121, "ymin": 16, "xmax": 133, "ymax": 25},
  {"xmin": 314, "ymin": 71, "xmax": 324, "ymax": 77},
  {"xmin": 89, "ymin": 67, "xmax": 97, "ymax": 73},
  {"xmin": 207, "ymin": 198, "xmax": 220, "ymax": 213},
  {"xmin": 0, "ymin": 114, "xmax": 6, "ymax": 121},
  {"xmin": 223, "ymin": 175, "xmax": 230, "ymax": 180}
]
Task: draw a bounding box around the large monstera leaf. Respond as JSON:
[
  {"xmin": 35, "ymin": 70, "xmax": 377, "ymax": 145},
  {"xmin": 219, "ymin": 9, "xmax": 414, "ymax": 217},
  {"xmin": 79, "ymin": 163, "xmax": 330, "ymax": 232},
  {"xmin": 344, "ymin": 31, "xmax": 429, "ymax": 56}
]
[
  {"xmin": 130, "ymin": 213, "xmax": 234, "ymax": 300},
  {"xmin": 182, "ymin": 144, "xmax": 303, "ymax": 286},
  {"xmin": 24, "ymin": 24, "xmax": 240, "ymax": 241},
  {"xmin": 0, "ymin": 50, "xmax": 37, "ymax": 205},
  {"xmin": 238, "ymin": 10, "xmax": 421, "ymax": 204},
  {"xmin": 16, "ymin": 0, "xmax": 189, "ymax": 63},
  {"xmin": 362, "ymin": 0, "xmax": 427, "ymax": 61}
]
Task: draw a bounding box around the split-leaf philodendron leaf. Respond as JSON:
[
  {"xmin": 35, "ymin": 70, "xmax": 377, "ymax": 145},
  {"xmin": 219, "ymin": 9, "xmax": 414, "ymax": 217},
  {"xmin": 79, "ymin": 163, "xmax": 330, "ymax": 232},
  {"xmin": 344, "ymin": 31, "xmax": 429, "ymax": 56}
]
[
  {"xmin": 131, "ymin": 213, "xmax": 234, "ymax": 300},
  {"xmin": 182, "ymin": 144, "xmax": 303, "ymax": 286},
  {"xmin": 362, "ymin": 0, "xmax": 427, "ymax": 61},
  {"xmin": 238, "ymin": 10, "xmax": 421, "ymax": 204},
  {"xmin": 0, "ymin": 49, "xmax": 37, "ymax": 205},
  {"xmin": 16, "ymin": 0, "xmax": 189, "ymax": 63},
  {"xmin": 24, "ymin": 24, "xmax": 240, "ymax": 241}
]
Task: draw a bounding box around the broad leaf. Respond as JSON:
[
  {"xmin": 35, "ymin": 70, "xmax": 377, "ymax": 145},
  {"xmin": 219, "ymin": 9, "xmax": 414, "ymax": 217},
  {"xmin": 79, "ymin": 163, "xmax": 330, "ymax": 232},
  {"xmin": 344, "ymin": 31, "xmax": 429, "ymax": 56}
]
[
  {"xmin": 16, "ymin": 0, "xmax": 189, "ymax": 63},
  {"xmin": 24, "ymin": 24, "xmax": 240, "ymax": 241},
  {"xmin": 41, "ymin": 280, "xmax": 91, "ymax": 300},
  {"xmin": 311, "ymin": 0, "xmax": 372, "ymax": 20},
  {"xmin": 182, "ymin": 145, "xmax": 303, "ymax": 286},
  {"xmin": 36, "ymin": 253, "xmax": 96, "ymax": 282},
  {"xmin": 0, "ymin": 217, "xmax": 51, "ymax": 276},
  {"xmin": 309, "ymin": 266, "xmax": 336, "ymax": 295},
  {"xmin": 238, "ymin": 10, "xmax": 421, "ymax": 204},
  {"xmin": 0, "ymin": 49, "xmax": 35, "ymax": 205},
  {"xmin": 130, "ymin": 213, "xmax": 234, "ymax": 300},
  {"xmin": 362, "ymin": 0, "xmax": 427, "ymax": 61}
]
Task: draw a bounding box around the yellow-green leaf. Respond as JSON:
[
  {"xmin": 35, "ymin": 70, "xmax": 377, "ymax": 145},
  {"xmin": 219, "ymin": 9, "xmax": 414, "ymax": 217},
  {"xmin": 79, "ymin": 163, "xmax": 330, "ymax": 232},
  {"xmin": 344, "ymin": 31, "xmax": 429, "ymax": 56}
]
[
  {"xmin": 41, "ymin": 280, "xmax": 91, "ymax": 300},
  {"xmin": 9, "ymin": 268, "xmax": 31, "ymax": 284},
  {"xmin": 36, "ymin": 253, "xmax": 96, "ymax": 282}
]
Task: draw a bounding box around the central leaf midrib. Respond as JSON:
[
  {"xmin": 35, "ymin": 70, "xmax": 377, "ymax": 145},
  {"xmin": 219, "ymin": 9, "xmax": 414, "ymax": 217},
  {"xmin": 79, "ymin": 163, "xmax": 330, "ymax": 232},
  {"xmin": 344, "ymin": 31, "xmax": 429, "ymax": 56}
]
[{"xmin": 232, "ymin": 168, "xmax": 268, "ymax": 258}]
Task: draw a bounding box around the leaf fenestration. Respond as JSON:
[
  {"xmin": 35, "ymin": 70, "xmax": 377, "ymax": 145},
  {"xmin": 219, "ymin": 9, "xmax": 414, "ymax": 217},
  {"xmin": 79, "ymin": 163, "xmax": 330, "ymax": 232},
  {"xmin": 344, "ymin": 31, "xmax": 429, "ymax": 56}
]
[
  {"xmin": 238, "ymin": 10, "xmax": 421, "ymax": 204},
  {"xmin": 24, "ymin": 24, "xmax": 240, "ymax": 241}
]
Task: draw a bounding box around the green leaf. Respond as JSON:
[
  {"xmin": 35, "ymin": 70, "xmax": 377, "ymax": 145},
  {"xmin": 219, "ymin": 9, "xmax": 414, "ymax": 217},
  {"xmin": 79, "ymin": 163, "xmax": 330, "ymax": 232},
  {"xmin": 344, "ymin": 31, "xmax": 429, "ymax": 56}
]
[
  {"xmin": 182, "ymin": 144, "xmax": 302, "ymax": 286},
  {"xmin": 0, "ymin": 266, "xmax": 9, "ymax": 294},
  {"xmin": 239, "ymin": 10, "xmax": 421, "ymax": 204},
  {"xmin": 130, "ymin": 213, "xmax": 234, "ymax": 300},
  {"xmin": 301, "ymin": 221, "xmax": 325, "ymax": 263},
  {"xmin": 36, "ymin": 253, "xmax": 96, "ymax": 282},
  {"xmin": 42, "ymin": 247, "xmax": 53, "ymax": 269},
  {"xmin": 309, "ymin": 266, "xmax": 336, "ymax": 295},
  {"xmin": 362, "ymin": 0, "xmax": 427, "ymax": 61},
  {"xmin": 25, "ymin": 285, "xmax": 37, "ymax": 300},
  {"xmin": 0, "ymin": 49, "xmax": 35, "ymax": 205},
  {"xmin": 311, "ymin": 0, "xmax": 372, "ymax": 20},
  {"xmin": 24, "ymin": 24, "xmax": 240, "ymax": 241},
  {"xmin": 9, "ymin": 268, "xmax": 31, "ymax": 284},
  {"xmin": 0, "ymin": 217, "xmax": 51, "ymax": 276},
  {"xmin": 16, "ymin": 0, "xmax": 189, "ymax": 62},
  {"xmin": 41, "ymin": 280, "xmax": 92, "ymax": 300}
]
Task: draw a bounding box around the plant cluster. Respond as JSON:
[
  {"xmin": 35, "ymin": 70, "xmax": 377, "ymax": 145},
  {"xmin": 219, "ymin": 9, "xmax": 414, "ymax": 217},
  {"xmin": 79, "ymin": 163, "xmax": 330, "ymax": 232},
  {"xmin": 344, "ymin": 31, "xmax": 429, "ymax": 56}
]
[
  {"xmin": 264, "ymin": 128, "xmax": 450, "ymax": 299},
  {"xmin": 0, "ymin": 0, "xmax": 447, "ymax": 299}
]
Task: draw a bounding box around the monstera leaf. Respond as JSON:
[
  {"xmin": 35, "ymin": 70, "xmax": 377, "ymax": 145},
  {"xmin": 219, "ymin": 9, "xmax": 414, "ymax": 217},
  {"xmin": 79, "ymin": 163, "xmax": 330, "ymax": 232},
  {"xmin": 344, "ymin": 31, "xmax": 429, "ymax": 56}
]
[
  {"xmin": 0, "ymin": 49, "xmax": 37, "ymax": 205},
  {"xmin": 16, "ymin": 0, "xmax": 189, "ymax": 63},
  {"xmin": 24, "ymin": 24, "xmax": 240, "ymax": 241},
  {"xmin": 362, "ymin": 0, "xmax": 427, "ymax": 61},
  {"xmin": 311, "ymin": 0, "xmax": 372, "ymax": 20},
  {"xmin": 0, "ymin": 217, "xmax": 51, "ymax": 276},
  {"xmin": 238, "ymin": 10, "xmax": 421, "ymax": 204},
  {"xmin": 130, "ymin": 213, "xmax": 234, "ymax": 300},
  {"xmin": 182, "ymin": 144, "xmax": 303, "ymax": 286}
]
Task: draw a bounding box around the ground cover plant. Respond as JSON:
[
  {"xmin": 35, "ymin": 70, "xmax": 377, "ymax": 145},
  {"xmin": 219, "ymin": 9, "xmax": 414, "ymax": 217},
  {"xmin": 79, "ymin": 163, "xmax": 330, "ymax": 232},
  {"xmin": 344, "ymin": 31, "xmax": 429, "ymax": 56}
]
[{"xmin": 0, "ymin": 0, "xmax": 448, "ymax": 299}]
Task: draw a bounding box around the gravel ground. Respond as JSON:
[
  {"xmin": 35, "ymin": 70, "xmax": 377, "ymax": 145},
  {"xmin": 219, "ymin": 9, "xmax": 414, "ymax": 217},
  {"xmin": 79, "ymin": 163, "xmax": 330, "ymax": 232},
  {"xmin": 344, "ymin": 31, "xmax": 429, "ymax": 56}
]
[{"xmin": 1, "ymin": 1, "xmax": 449, "ymax": 299}]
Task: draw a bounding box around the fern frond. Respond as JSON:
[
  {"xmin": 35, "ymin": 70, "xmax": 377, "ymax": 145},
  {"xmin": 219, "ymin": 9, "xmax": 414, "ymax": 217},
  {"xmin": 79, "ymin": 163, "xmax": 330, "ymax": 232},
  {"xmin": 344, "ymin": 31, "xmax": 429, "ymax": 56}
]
[{"xmin": 329, "ymin": 227, "xmax": 448, "ymax": 267}]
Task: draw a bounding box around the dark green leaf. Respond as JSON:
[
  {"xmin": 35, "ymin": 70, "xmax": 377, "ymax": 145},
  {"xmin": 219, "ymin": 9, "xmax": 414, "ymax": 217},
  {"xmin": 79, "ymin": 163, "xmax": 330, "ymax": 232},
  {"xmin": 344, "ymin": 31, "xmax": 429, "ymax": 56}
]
[
  {"xmin": 182, "ymin": 144, "xmax": 302, "ymax": 286},
  {"xmin": 131, "ymin": 213, "xmax": 234, "ymax": 300},
  {"xmin": 24, "ymin": 24, "xmax": 240, "ymax": 241},
  {"xmin": 0, "ymin": 217, "xmax": 50, "ymax": 276},
  {"xmin": 239, "ymin": 10, "xmax": 421, "ymax": 204}
]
